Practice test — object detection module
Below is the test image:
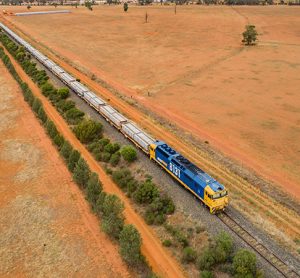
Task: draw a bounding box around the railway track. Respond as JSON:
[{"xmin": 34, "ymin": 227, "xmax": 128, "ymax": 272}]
[{"xmin": 218, "ymin": 212, "xmax": 300, "ymax": 278}]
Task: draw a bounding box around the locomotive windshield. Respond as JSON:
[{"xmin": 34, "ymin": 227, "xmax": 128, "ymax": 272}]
[{"xmin": 212, "ymin": 190, "xmax": 228, "ymax": 199}]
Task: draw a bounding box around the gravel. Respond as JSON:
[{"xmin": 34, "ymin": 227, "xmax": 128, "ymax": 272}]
[{"xmin": 36, "ymin": 58, "xmax": 300, "ymax": 278}]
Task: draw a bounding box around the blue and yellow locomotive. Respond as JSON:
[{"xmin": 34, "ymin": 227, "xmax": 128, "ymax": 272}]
[{"xmin": 149, "ymin": 141, "xmax": 228, "ymax": 213}]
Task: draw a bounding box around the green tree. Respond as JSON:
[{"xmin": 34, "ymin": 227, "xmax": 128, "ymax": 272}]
[
  {"xmin": 57, "ymin": 87, "xmax": 69, "ymax": 99},
  {"xmin": 41, "ymin": 82, "xmax": 56, "ymax": 97},
  {"xmin": 86, "ymin": 172, "xmax": 102, "ymax": 208},
  {"xmin": 233, "ymin": 249, "xmax": 257, "ymax": 278},
  {"xmin": 242, "ymin": 25, "xmax": 258, "ymax": 45},
  {"xmin": 133, "ymin": 180, "xmax": 159, "ymax": 204},
  {"xmin": 119, "ymin": 224, "xmax": 142, "ymax": 266},
  {"xmin": 123, "ymin": 2, "xmax": 128, "ymax": 11},
  {"xmin": 53, "ymin": 134, "xmax": 65, "ymax": 150},
  {"xmin": 213, "ymin": 231, "xmax": 233, "ymax": 263},
  {"xmin": 201, "ymin": 271, "xmax": 214, "ymax": 278},
  {"xmin": 60, "ymin": 140, "xmax": 73, "ymax": 160},
  {"xmin": 101, "ymin": 194, "xmax": 125, "ymax": 239},
  {"xmin": 68, "ymin": 149, "xmax": 81, "ymax": 172},
  {"xmin": 95, "ymin": 191, "xmax": 107, "ymax": 216},
  {"xmin": 120, "ymin": 145, "xmax": 137, "ymax": 162},
  {"xmin": 182, "ymin": 247, "xmax": 197, "ymax": 263},
  {"xmin": 32, "ymin": 98, "xmax": 42, "ymax": 114},
  {"xmin": 73, "ymin": 158, "xmax": 91, "ymax": 189},
  {"xmin": 45, "ymin": 120, "xmax": 58, "ymax": 139},
  {"xmin": 37, "ymin": 106, "xmax": 48, "ymax": 123},
  {"xmin": 197, "ymin": 248, "xmax": 216, "ymax": 271},
  {"xmin": 65, "ymin": 108, "xmax": 85, "ymax": 124},
  {"xmin": 73, "ymin": 119, "xmax": 102, "ymax": 144}
]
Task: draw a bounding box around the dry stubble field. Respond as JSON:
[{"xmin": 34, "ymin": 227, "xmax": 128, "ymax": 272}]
[
  {"xmin": 3, "ymin": 5, "xmax": 300, "ymax": 200},
  {"xmin": 0, "ymin": 61, "xmax": 130, "ymax": 277}
]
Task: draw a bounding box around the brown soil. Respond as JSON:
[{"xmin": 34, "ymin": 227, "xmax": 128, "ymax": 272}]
[
  {"xmin": 1, "ymin": 46, "xmax": 185, "ymax": 277},
  {"xmin": 0, "ymin": 61, "xmax": 131, "ymax": 277},
  {"xmin": 2, "ymin": 5, "xmax": 300, "ymax": 199}
]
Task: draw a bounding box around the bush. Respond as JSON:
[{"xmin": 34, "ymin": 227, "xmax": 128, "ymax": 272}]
[
  {"xmin": 73, "ymin": 119, "xmax": 103, "ymax": 144},
  {"xmin": 32, "ymin": 98, "xmax": 42, "ymax": 114},
  {"xmin": 88, "ymin": 140, "xmax": 103, "ymax": 152},
  {"xmin": 57, "ymin": 87, "xmax": 69, "ymax": 99},
  {"xmin": 41, "ymin": 82, "xmax": 56, "ymax": 97},
  {"xmin": 53, "ymin": 134, "xmax": 65, "ymax": 150},
  {"xmin": 201, "ymin": 270, "xmax": 214, "ymax": 278},
  {"xmin": 65, "ymin": 107, "xmax": 85, "ymax": 124},
  {"xmin": 86, "ymin": 172, "xmax": 102, "ymax": 208},
  {"xmin": 68, "ymin": 149, "xmax": 81, "ymax": 172},
  {"xmin": 60, "ymin": 140, "xmax": 73, "ymax": 160},
  {"xmin": 37, "ymin": 106, "xmax": 48, "ymax": 123},
  {"xmin": 133, "ymin": 180, "xmax": 159, "ymax": 204},
  {"xmin": 214, "ymin": 231, "xmax": 233, "ymax": 264},
  {"xmin": 119, "ymin": 224, "xmax": 142, "ymax": 266},
  {"xmin": 95, "ymin": 191, "xmax": 107, "ymax": 216},
  {"xmin": 120, "ymin": 145, "xmax": 137, "ymax": 162},
  {"xmin": 101, "ymin": 152, "xmax": 111, "ymax": 163},
  {"xmin": 197, "ymin": 248, "xmax": 216, "ymax": 271},
  {"xmin": 104, "ymin": 142, "xmax": 120, "ymax": 154},
  {"xmin": 101, "ymin": 194, "xmax": 125, "ymax": 239},
  {"xmin": 110, "ymin": 152, "xmax": 121, "ymax": 166},
  {"xmin": 45, "ymin": 120, "xmax": 58, "ymax": 139},
  {"xmin": 73, "ymin": 158, "xmax": 91, "ymax": 189},
  {"xmin": 56, "ymin": 99, "xmax": 75, "ymax": 113},
  {"xmin": 162, "ymin": 239, "xmax": 172, "ymax": 247},
  {"xmin": 242, "ymin": 25, "xmax": 258, "ymax": 45},
  {"xmin": 99, "ymin": 138, "xmax": 110, "ymax": 147},
  {"xmin": 233, "ymin": 249, "xmax": 257, "ymax": 278},
  {"xmin": 182, "ymin": 247, "xmax": 197, "ymax": 263}
]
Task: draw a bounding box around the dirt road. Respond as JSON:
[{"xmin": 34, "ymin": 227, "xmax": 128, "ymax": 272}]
[{"xmin": 1, "ymin": 46, "xmax": 185, "ymax": 278}]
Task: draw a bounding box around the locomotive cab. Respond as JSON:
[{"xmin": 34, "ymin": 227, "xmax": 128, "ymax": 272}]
[{"xmin": 204, "ymin": 185, "xmax": 228, "ymax": 214}]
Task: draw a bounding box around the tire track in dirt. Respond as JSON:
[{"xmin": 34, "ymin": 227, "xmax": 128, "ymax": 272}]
[{"xmin": 1, "ymin": 46, "xmax": 185, "ymax": 278}]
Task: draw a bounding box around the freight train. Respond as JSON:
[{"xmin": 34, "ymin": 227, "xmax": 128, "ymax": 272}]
[{"xmin": 0, "ymin": 23, "xmax": 228, "ymax": 213}]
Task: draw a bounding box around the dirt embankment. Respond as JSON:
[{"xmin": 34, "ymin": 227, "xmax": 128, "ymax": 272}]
[
  {"xmin": 1, "ymin": 46, "xmax": 185, "ymax": 277},
  {"xmin": 0, "ymin": 61, "xmax": 131, "ymax": 277}
]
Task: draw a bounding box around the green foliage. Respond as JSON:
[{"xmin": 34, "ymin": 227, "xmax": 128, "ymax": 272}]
[
  {"xmin": 214, "ymin": 231, "xmax": 233, "ymax": 264},
  {"xmin": 182, "ymin": 247, "xmax": 197, "ymax": 263},
  {"xmin": 65, "ymin": 107, "xmax": 85, "ymax": 125},
  {"xmin": 164, "ymin": 224, "xmax": 189, "ymax": 247},
  {"xmin": 133, "ymin": 180, "xmax": 159, "ymax": 204},
  {"xmin": 86, "ymin": 172, "xmax": 102, "ymax": 208},
  {"xmin": 73, "ymin": 119, "xmax": 103, "ymax": 144},
  {"xmin": 119, "ymin": 224, "xmax": 142, "ymax": 266},
  {"xmin": 32, "ymin": 98, "xmax": 42, "ymax": 114},
  {"xmin": 120, "ymin": 145, "xmax": 137, "ymax": 162},
  {"xmin": 233, "ymin": 249, "xmax": 257, "ymax": 278},
  {"xmin": 60, "ymin": 140, "xmax": 73, "ymax": 160},
  {"xmin": 37, "ymin": 106, "xmax": 48, "ymax": 123},
  {"xmin": 242, "ymin": 25, "xmax": 258, "ymax": 45},
  {"xmin": 53, "ymin": 134, "xmax": 65, "ymax": 150},
  {"xmin": 95, "ymin": 191, "xmax": 107, "ymax": 216},
  {"xmin": 197, "ymin": 248, "xmax": 216, "ymax": 271},
  {"xmin": 101, "ymin": 152, "xmax": 111, "ymax": 163},
  {"xmin": 201, "ymin": 270, "xmax": 214, "ymax": 278},
  {"xmin": 123, "ymin": 2, "xmax": 128, "ymax": 11},
  {"xmin": 73, "ymin": 158, "xmax": 91, "ymax": 189},
  {"xmin": 101, "ymin": 194, "xmax": 125, "ymax": 239},
  {"xmin": 110, "ymin": 152, "xmax": 121, "ymax": 166},
  {"xmin": 99, "ymin": 138, "xmax": 110, "ymax": 147},
  {"xmin": 41, "ymin": 82, "xmax": 56, "ymax": 97},
  {"xmin": 68, "ymin": 149, "xmax": 81, "ymax": 172},
  {"xmin": 56, "ymin": 99, "xmax": 75, "ymax": 113},
  {"xmin": 162, "ymin": 239, "xmax": 172, "ymax": 247},
  {"xmin": 57, "ymin": 87, "xmax": 69, "ymax": 99},
  {"xmin": 45, "ymin": 119, "xmax": 58, "ymax": 139}
]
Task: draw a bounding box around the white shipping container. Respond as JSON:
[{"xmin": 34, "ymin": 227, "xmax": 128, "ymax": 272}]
[
  {"xmin": 109, "ymin": 112, "xmax": 128, "ymax": 128},
  {"xmin": 89, "ymin": 96, "xmax": 106, "ymax": 110},
  {"xmin": 121, "ymin": 122, "xmax": 142, "ymax": 139},
  {"xmin": 83, "ymin": 91, "xmax": 96, "ymax": 103},
  {"xmin": 60, "ymin": 72, "xmax": 75, "ymax": 83},
  {"xmin": 52, "ymin": 65, "xmax": 65, "ymax": 76}
]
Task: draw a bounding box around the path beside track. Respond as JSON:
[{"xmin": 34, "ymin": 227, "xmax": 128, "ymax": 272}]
[{"xmin": 2, "ymin": 46, "xmax": 185, "ymax": 278}]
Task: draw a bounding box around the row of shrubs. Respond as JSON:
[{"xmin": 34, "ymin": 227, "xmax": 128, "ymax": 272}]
[{"xmin": 0, "ymin": 46, "xmax": 152, "ymax": 273}]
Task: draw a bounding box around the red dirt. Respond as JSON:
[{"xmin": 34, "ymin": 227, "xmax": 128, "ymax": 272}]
[
  {"xmin": 1, "ymin": 46, "xmax": 185, "ymax": 278},
  {"xmin": 2, "ymin": 5, "xmax": 299, "ymax": 199},
  {"xmin": 0, "ymin": 60, "xmax": 130, "ymax": 277}
]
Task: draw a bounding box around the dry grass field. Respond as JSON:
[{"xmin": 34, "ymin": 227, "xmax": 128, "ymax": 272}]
[
  {"xmin": 0, "ymin": 61, "xmax": 131, "ymax": 277},
  {"xmin": 2, "ymin": 5, "xmax": 300, "ymax": 200}
]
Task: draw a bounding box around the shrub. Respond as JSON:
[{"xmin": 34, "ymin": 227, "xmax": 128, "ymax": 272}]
[
  {"xmin": 53, "ymin": 134, "xmax": 65, "ymax": 150},
  {"xmin": 101, "ymin": 194, "xmax": 125, "ymax": 239},
  {"xmin": 110, "ymin": 152, "xmax": 121, "ymax": 166},
  {"xmin": 162, "ymin": 239, "xmax": 172, "ymax": 247},
  {"xmin": 120, "ymin": 145, "xmax": 137, "ymax": 162},
  {"xmin": 214, "ymin": 231, "xmax": 233, "ymax": 264},
  {"xmin": 65, "ymin": 108, "xmax": 85, "ymax": 124},
  {"xmin": 201, "ymin": 270, "xmax": 214, "ymax": 278},
  {"xmin": 133, "ymin": 180, "xmax": 159, "ymax": 204},
  {"xmin": 197, "ymin": 248, "xmax": 216, "ymax": 271},
  {"xmin": 37, "ymin": 106, "xmax": 48, "ymax": 123},
  {"xmin": 159, "ymin": 195, "xmax": 175, "ymax": 215},
  {"xmin": 73, "ymin": 119, "xmax": 103, "ymax": 144},
  {"xmin": 88, "ymin": 140, "xmax": 103, "ymax": 152},
  {"xmin": 119, "ymin": 224, "xmax": 142, "ymax": 266},
  {"xmin": 182, "ymin": 247, "xmax": 197, "ymax": 263},
  {"xmin": 86, "ymin": 172, "xmax": 102, "ymax": 208},
  {"xmin": 95, "ymin": 191, "xmax": 107, "ymax": 216},
  {"xmin": 32, "ymin": 98, "xmax": 42, "ymax": 114},
  {"xmin": 56, "ymin": 99, "xmax": 75, "ymax": 113},
  {"xmin": 57, "ymin": 87, "xmax": 69, "ymax": 99},
  {"xmin": 60, "ymin": 140, "xmax": 73, "ymax": 160},
  {"xmin": 73, "ymin": 158, "xmax": 91, "ymax": 189},
  {"xmin": 101, "ymin": 152, "xmax": 111, "ymax": 162},
  {"xmin": 99, "ymin": 138, "xmax": 110, "ymax": 147},
  {"xmin": 68, "ymin": 149, "xmax": 81, "ymax": 172},
  {"xmin": 41, "ymin": 82, "xmax": 56, "ymax": 97},
  {"xmin": 242, "ymin": 25, "xmax": 258, "ymax": 45},
  {"xmin": 233, "ymin": 249, "xmax": 257, "ymax": 278},
  {"xmin": 45, "ymin": 120, "xmax": 58, "ymax": 139}
]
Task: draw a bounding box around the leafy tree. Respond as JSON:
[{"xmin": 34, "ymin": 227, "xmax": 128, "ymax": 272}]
[
  {"xmin": 119, "ymin": 224, "xmax": 142, "ymax": 266},
  {"xmin": 133, "ymin": 180, "xmax": 159, "ymax": 204},
  {"xmin": 214, "ymin": 231, "xmax": 233, "ymax": 264},
  {"xmin": 101, "ymin": 152, "xmax": 111, "ymax": 163},
  {"xmin": 101, "ymin": 194, "xmax": 125, "ymax": 239},
  {"xmin": 60, "ymin": 140, "xmax": 73, "ymax": 160},
  {"xmin": 99, "ymin": 138, "xmax": 110, "ymax": 147},
  {"xmin": 32, "ymin": 98, "xmax": 42, "ymax": 114},
  {"xmin": 197, "ymin": 248, "xmax": 216, "ymax": 271},
  {"xmin": 123, "ymin": 2, "xmax": 128, "ymax": 11},
  {"xmin": 110, "ymin": 152, "xmax": 121, "ymax": 166},
  {"xmin": 37, "ymin": 106, "xmax": 48, "ymax": 123},
  {"xmin": 182, "ymin": 247, "xmax": 197, "ymax": 263},
  {"xmin": 86, "ymin": 172, "xmax": 102, "ymax": 208},
  {"xmin": 120, "ymin": 145, "xmax": 137, "ymax": 162},
  {"xmin": 233, "ymin": 249, "xmax": 257, "ymax": 278},
  {"xmin": 73, "ymin": 158, "xmax": 91, "ymax": 189},
  {"xmin": 65, "ymin": 108, "xmax": 85, "ymax": 124},
  {"xmin": 201, "ymin": 271, "xmax": 214, "ymax": 278},
  {"xmin": 45, "ymin": 120, "xmax": 58, "ymax": 139},
  {"xmin": 68, "ymin": 149, "xmax": 81, "ymax": 172},
  {"xmin": 53, "ymin": 134, "xmax": 65, "ymax": 150},
  {"xmin": 73, "ymin": 119, "xmax": 103, "ymax": 144},
  {"xmin": 57, "ymin": 87, "xmax": 69, "ymax": 99},
  {"xmin": 56, "ymin": 99, "xmax": 75, "ymax": 113},
  {"xmin": 95, "ymin": 191, "xmax": 107, "ymax": 216},
  {"xmin": 41, "ymin": 82, "xmax": 56, "ymax": 97},
  {"xmin": 242, "ymin": 25, "xmax": 258, "ymax": 45}
]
